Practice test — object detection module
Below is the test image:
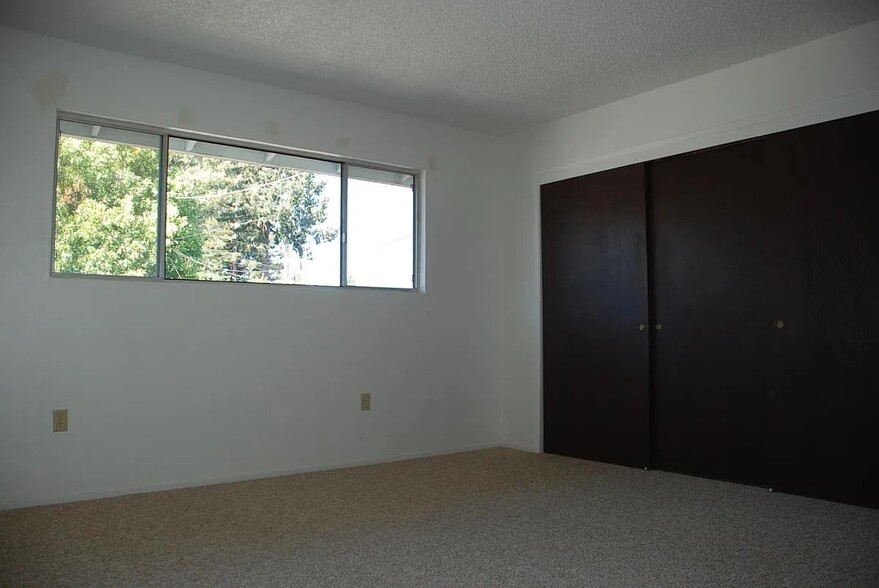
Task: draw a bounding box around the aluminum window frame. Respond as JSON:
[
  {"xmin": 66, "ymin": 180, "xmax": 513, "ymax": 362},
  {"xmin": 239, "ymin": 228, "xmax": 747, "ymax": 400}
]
[{"xmin": 50, "ymin": 111, "xmax": 420, "ymax": 292}]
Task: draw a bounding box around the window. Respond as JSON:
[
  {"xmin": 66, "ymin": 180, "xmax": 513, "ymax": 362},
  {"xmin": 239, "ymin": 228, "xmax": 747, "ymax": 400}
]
[
  {"xmin": 165, "ymin": 139, "xmax": 342, "ymax": 286},
  {"xmin": 346, "ymin": 167, "xmax": 415, "ymax": 288},
  {"xmin": 54, "ymin": 121, "xmax": 162, "ymax": 277},
  {"xmin": 52, "ymin": 115, "xmax": 418, "ymax": 290}
]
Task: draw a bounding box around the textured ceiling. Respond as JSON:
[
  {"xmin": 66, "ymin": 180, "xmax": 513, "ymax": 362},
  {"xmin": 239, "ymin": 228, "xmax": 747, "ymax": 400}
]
[{"xmin": 2, "ymin": 1, "xmax": 877, "ymax": 134}]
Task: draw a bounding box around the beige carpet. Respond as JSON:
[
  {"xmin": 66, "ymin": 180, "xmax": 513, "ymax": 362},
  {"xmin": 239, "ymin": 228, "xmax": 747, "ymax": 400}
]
[{"xmin": 1, "ymin": 448, "xmax": 878, "ymax": 586}]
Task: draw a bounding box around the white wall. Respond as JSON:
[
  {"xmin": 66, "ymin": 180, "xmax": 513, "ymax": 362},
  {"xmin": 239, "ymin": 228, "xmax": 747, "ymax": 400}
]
[
  {"xmin": 499, "ymin": 20, "xmax": 879, "ymax": 451},
  {"xmin": 0, "ymin": 27, "xmax": 508, "ymax": 509}
]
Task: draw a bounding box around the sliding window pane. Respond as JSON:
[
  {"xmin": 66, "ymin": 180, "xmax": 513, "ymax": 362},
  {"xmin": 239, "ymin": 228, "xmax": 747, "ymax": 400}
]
[
  {"xmin": 165, "ymin": 139, "xmax": 341, "ymax": 285},
  {"xmin": 53, "ymin": 121, "xmax": 161, "ymax": 276},
  {"xmin": 346, "ymin": 167, "xmax": 415, "ymax": 288}
]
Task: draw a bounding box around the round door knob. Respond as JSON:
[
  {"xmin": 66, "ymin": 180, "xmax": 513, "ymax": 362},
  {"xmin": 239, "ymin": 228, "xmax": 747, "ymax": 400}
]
[
  {"xmin": 655, "ymin": 323, "xmax": 662, "ymax": 331},
  {"xmin": 775, "ymin": 319, "xmax": 784, "ymax": 329},
  {"xmin": 638, "ymin": 323, "xmax": 646, "ymax": 332}
]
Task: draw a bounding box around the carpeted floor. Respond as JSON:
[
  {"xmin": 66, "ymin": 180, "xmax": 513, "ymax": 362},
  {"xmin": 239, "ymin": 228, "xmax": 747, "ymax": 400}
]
[{"xmin": 1, "ymin": 448, "xmax": 878, "ymax": 586}]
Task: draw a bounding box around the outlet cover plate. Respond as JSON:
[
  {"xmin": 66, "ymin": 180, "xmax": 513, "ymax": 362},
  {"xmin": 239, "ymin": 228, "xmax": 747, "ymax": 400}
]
[{"xmin": 53, "ymin": 409, "xmax": 68, "ymax": 432}]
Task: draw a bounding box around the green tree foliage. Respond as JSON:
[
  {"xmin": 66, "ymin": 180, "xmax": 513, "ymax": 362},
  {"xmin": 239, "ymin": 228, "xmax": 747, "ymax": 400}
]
[
  {"xmin": 54, "ymin": 135, "xmax": 335, "ymax": 282},
  {"xmin": 166, "ymin": 153, "xmax": 335, "ymax": 282},
  {"xmin": 54, "ymin": 136, "xmax": 159, "ymax": 276}
]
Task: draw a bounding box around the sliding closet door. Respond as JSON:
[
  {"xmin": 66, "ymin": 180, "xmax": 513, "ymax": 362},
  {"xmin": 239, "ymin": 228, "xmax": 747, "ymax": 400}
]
[
  {"xmin": 541, "ymin": 164, "xmax": 649, "ymax": 467},
  {"xmin": 650, "ymin": 140, "xmax": 789, "ymax": 487},
  {"xmin": 763, "ymin": 111, "xmax": 879, "ymax": 507}
]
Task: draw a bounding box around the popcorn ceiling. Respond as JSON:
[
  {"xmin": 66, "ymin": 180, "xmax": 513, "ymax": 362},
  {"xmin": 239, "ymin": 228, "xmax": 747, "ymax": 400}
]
[{"xmin": 2, "ymin": 0, "xmax": 877, "ymax": 133}]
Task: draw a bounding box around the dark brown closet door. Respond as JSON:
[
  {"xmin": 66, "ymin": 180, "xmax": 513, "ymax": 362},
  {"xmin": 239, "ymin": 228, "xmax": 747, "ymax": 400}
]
[
  {"xmin": 650, "ymin": 140, "xmax": 788, "ymax": 487},
  {"xmin": 541, "ymin": 164, "xmax": 649, "ymax": 468},
  {"xmin": 763, "ymin": 110, "xmax": 879, "ymax": 508}
]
